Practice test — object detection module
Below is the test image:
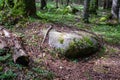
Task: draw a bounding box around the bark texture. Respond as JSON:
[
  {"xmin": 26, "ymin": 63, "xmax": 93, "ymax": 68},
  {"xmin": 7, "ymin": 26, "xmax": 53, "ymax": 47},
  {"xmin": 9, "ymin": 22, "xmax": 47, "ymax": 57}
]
[
  {"xmin": 55, "ymin": 0, "xmax": 59, "ymax": 8},
  {"xmin": 89, "ymin": 0, "xmax": 98, "ymax": 15},
  {"xmin": 66, "ymin": 0, "xmax": 70, "ymax": 6},
  {"xmin": 83, "ymin": 0, "xmax": 91, "ymax": 23},
  {"xmin": 24, "ymin": 0, "xmax": 36, "ymax": 16},
  {"xmin": 0, "ymin": 26, "xmax": 29, "ymax": 66},
  {"xmin": 111, "ymin": 0, "xmax": 120, "ymax": 19},
  {"xmin": 40, "ymin": 0, "xmax": 47, "ymax": 10},
  {"xmin": 104, "ymin": 0, "xmax": 112, "ymax": 9}
]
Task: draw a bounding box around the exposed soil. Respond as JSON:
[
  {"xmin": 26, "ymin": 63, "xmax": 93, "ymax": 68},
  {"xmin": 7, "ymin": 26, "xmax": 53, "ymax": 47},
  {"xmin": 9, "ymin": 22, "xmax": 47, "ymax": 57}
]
[{"xmin": 13, "ymin": 22, "xmax": 120, "ymax": 80}]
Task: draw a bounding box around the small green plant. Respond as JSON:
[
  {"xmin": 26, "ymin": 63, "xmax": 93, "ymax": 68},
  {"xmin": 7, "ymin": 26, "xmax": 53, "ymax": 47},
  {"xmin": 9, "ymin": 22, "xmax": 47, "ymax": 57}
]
[
  {"xmin": 0, "ymin": 70, "xmax": 17, "ymax": 80},
  {"xmin": 0, "ymin": 49, "xmax": 6, "ymax": 55},
  {"xmin": 58, "ymin": 37, "xmax": 64, "ymax": 44},
  {"xmin": 32, "ymin": 67, "xmax": 54, "ymax": 80},
  {"xmin": 96, "ymin": 46, "xmax": 106, "ymax": 58},
  {"xmin": 100, "ymin": 17, "xmax": 107, "ymax": 22},
  {"xmin": 68, "ymin": 37, "xmax": 96, "ymax": 50},
  {"xmin": 0, "ymin": 54, "xmax": 11, "ymax": 62}
]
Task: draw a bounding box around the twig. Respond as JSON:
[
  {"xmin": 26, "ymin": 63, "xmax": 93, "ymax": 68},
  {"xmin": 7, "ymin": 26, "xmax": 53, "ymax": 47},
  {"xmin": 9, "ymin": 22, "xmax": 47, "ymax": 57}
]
[{"xmin": 41, "ymin": 25, "xmax": 53, "ymax": 46}]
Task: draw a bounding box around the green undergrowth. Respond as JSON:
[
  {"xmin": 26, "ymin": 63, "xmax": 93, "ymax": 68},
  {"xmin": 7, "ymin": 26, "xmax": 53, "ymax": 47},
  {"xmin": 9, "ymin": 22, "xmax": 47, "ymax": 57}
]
[
  {"xmin": 36, "ymin": 2, "xmax": 83, "ymax": 25},
  {"xmin": 91, "ymin": 24, "xmax": 120, "ymax": 45},
  {"xmin": 0, "ymin": 50, "xmax": 16, "ymax": 80},
  {"xmin": 37, "ymin": 11, "xmax": 75, "ymax": 24},
  {"xmin": 0, "ymin": 1, "xmax": 120, "ymax": 80},
  {"xmin": 0, "ymin": 0, "xmax": 27, "ymax": 30},
  {"xmin": 0, "ymin": 49, "xmax": 54, "ymax": 80},
  {"xmin": 75, "ymin": 11, "xmax": 120, "ymax": 45},
  {"xmin": 37, "ymin": 3, "xmax": 120, "ymax": 45}
]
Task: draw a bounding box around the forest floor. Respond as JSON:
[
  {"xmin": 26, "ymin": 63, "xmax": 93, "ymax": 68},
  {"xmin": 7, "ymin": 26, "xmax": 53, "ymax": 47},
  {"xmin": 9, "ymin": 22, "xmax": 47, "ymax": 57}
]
[
  {"xmin": 0, "ymin": 4, "xmax": 120, "ymax": 80},
  {"xmin": 6, "ymin": 22, "xmax": 119, "ymax": 80}
]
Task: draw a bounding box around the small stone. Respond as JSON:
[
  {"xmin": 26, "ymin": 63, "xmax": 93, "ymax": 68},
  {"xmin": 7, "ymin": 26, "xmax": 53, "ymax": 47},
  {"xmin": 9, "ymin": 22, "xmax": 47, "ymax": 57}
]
[
  {"xmin": 59, "ymin": 66, "xmax": 63, "ymax": 69},
  {"xmin": 42, "ymin": 53, "xmax": 46, "ymax": 57}
]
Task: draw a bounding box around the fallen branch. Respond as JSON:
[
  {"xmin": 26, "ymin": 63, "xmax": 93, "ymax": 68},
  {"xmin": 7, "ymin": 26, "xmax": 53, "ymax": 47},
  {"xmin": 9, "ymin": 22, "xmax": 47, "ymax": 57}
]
[{"xmin": 41, "ymin": 25, "xmax": 53, "ymax": 46}]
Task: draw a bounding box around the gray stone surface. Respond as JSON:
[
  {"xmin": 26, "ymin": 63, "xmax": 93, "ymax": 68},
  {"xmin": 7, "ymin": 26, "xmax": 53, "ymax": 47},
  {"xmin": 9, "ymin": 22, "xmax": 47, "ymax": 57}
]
[{"xmin": 41, "ymin": 29, "xmax": 100, "ymax": 58}]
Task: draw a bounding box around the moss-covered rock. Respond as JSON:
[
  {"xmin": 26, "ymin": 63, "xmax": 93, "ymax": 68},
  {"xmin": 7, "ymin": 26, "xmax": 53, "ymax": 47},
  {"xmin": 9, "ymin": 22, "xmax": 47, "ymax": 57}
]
[
  {"xmin": 65, "ymin": 36, "xmax": 99, "ymax": 58},
  {"xmin": 41, "ymin": 29, "xmax": 100, "ymax": 58}
]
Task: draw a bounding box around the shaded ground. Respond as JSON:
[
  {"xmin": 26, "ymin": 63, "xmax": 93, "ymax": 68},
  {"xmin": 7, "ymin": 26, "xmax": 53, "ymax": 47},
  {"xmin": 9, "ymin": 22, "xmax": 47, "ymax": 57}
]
[
  {"xmin": 0, "ymin": 1, "xmax": 120, "ymax": 80},
  {"xmin": 11, "ymin": 22, "xmax": 120, "ymax": 80}
]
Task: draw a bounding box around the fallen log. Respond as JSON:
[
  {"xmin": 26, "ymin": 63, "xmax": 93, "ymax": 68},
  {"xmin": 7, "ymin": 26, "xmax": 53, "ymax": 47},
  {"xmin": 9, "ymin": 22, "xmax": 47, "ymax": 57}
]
[
  {"xmin": 0, "ymin": 25, "xmax": 29, "ymax": 66},
  {"xmin": 12, "ymin": 37, "xmax": 29, "ymax": 66},
  {"xmin": 0, "ymin": 37, "xmax": 8, "ymax": 56}
]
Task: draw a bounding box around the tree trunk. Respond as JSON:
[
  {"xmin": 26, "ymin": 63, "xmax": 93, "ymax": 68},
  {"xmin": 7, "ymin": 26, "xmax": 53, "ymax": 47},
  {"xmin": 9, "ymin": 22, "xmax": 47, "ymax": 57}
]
[
  {"xmin": 83, "ymin": 0, "xmax": 91, "ymax": 23},
  {"xmin": 66, "ymin": 0, "xmax": 70, "ymax": 6},
  {"xmin": 96, "ymin": 0, "xmax": 99, "ymax": 9},
  {"xmin": 111, "ymin": 0, "xmax": 120, "ymax": 19},
  {"xmin": 55, "ymin": 0, "xmax": 59, "ymax": 8},
  {"xmin": 89, "ymin": 0, "xmax": 98, "ymax": 15},
  {"xmin": 4, "ymin": 0, "xmax": 37, "ymax": 16},
  {"xmin": 104, "ymin": 0, "xmax": 112, "ymax": 9},
  {"xmin": 61, "ymin": 0, "xmax": 63, "ymax": 5},
  {"xmin": 12, "ymin": 38, "xmax": 29, "ymax": 66},
  {"xmin": 40, "ymin": 0, "xmax": 47, "ymax": 10},
  {"xmin": 24, "ymin": 0, "xmax": 36, "ymax": 16}
]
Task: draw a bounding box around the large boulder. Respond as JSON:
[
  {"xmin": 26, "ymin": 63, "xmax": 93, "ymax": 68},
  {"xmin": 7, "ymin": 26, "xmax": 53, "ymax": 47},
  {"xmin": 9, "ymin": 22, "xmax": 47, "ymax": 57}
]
[{"xmin": 42, "ymin": 29, "xmax": 100, "ymax": 58}]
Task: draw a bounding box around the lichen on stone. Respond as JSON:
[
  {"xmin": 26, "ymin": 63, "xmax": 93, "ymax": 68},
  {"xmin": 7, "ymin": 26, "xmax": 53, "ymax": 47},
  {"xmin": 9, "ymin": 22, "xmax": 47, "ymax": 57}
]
[
  {"xmin": 58, "ymin": 34, "xmax": 64, "ymax": 44},
  {"xmin": 64, "ymin": 36, "xmax": 99, "ymax": 58}
]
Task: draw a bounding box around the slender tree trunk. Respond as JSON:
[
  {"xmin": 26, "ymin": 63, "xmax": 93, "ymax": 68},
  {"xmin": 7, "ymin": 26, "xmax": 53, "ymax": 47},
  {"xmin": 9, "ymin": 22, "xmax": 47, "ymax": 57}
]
[
  {"xmin": 103, "ymin": 0, "xmax": 107, "ymax": 9},
  {"xmin": 83, "ymin": 0, "xmax": 90, "ymax": 23},
  {"xmin": 24, "ymin": 0, "xmax": 36, "ymax": 16},
  {"xmin": 89, "ymin": 0, "xmax": 98, "ymax": 15},
  {"xmin": 61, "ymin": 0, "xmax": 63, "ymax": 5},
  {"xmin": 66, "ymin": 0, "xmax": 70, "ymax": 6},
  {"xmin": 104, "ymin": 0, "xmax": 112, "ymax": 9},
  {"xmin": 96, "ymin": 0, "xmax": 99, "ymax": 9},
  {"xmin": 55, "ymin": 0, "xmax": 59, "ymax": 8},
  {"xmin": 40, "ymin": 0, "xmax": 47, "ymax": 10},
  {"xmin": 12, "ymin": 0, "xmax": 36, "ymax": 16},
  {"xmin": 111, "ymin": 0, "xmax": 120, "ymax": 19}
]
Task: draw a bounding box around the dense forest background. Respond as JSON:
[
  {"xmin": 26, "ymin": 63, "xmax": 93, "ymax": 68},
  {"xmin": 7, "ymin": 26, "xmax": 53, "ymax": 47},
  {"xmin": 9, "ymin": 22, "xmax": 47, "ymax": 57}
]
[{"xmin": 0, "ymin": 0, "xmax": 120, "ymax": 80}]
